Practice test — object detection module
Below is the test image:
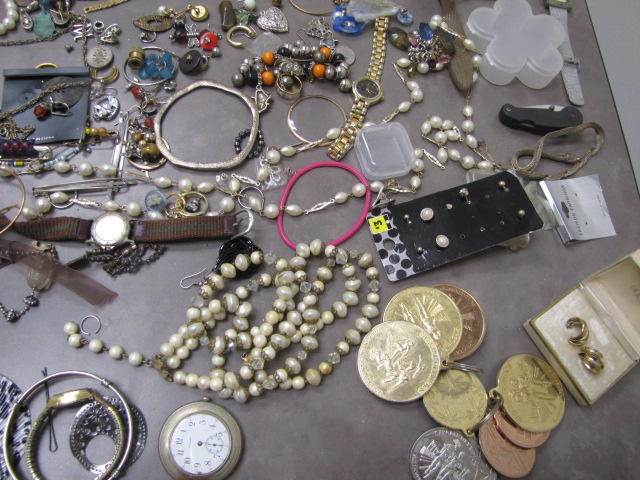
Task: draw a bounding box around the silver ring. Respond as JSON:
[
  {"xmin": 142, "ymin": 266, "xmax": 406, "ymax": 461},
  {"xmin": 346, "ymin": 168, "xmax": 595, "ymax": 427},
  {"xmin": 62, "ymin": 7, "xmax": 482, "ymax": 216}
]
[
  {"xmin": 237, "ymin": 186, "xmax": 264, "ymax": 210},
  {"xmin": 80, "ymin": 315, "xmax": 102, "ymax": 335}
]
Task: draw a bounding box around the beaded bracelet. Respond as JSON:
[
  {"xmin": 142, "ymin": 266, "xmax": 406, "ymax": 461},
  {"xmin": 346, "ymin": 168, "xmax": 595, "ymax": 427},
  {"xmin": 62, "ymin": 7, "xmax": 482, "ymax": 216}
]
[{"xmin": 277, "ymin": 161, "xmax": 372, "ymax": 249}]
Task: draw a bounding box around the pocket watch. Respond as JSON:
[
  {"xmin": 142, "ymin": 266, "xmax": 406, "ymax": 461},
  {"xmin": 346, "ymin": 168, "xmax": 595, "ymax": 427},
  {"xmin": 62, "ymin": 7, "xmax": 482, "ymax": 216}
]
[{"xmin": 159, "ymin": 398, "xmax": 242, "ymax": 480}]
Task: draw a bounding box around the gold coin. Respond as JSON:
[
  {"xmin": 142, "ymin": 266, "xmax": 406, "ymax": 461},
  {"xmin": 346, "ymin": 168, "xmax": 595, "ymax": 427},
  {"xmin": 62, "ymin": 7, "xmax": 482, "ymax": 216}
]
[
  {"xmin": 423, "ymin": 369, "xmax": 487, "ymax": 432},
  {"xmin": 434, "ymin": 284, "xmax": 486, "ymax": 360},
  {"xmin": 189, "ymin": 5, "xmax": 209, "ymax": 21},
  {"xmin": 494, "ymin": 354, "xmax": 565, "ymax": 433},
  {"xmin": 383, "ymin": 286, "xmax": 463, "ymax": 359},
  {"xmin": 358, "ymin": 321, "xmax": 441, "ymax": 403}
]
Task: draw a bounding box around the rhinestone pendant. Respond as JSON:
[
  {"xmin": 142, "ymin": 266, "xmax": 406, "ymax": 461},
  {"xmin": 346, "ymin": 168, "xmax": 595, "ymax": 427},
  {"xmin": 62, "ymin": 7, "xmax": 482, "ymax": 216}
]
[{"xmin": 256, "ymin": 7, "xmax": 288, "ymax": 33}]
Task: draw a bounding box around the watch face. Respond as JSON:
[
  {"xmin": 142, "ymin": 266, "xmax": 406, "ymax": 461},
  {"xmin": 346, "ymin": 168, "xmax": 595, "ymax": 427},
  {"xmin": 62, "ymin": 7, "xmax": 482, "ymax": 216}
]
[
  {"xmin": 91, "ymin": 212, "xmax": 130, "ymax": 247},
  {"xmin": 355, "ymin": 78, "xmax": 381, "ymax": 100},
  {"xmin": 170, "ymin": 413, "xmax": 231, "ymax": 476}
]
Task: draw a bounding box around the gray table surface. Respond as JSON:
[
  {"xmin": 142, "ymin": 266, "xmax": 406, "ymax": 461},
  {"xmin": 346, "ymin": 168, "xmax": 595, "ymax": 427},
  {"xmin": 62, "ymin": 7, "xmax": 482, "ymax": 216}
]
[{"xmin": 1, "ymin": 1, "xmax": 638, "ymax": 479}]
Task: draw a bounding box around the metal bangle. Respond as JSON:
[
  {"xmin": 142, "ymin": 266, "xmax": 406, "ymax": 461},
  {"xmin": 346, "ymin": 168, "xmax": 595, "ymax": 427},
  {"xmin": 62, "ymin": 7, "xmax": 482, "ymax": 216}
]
[
  {"xmin": 154, "ymin": 80, "xmax": 260, "ymax": 170},
  {"xmin": 90, "ymin": 66, "xmax": 120, "ymax": 85},
  {"xmin": 2, "ymin": 371, "xmax": 134, "ymax": 480},
  {"xmin": 287, "ymin": 94, "xmax": 347, "ymax": 147},
  {"xmin": 0, "ymin": 167, "xmax": 26, "ymax": 236},
  {"xmin": 122, "ymin": 46, "xmax": 179, "ymax": 88},
  {"xmin": 287, "ymin": 0, "xmax": 334, "ymax": 16},
  {"xmin": 24, "ymin": 389, "xmax": 125, "ymax": 480}
]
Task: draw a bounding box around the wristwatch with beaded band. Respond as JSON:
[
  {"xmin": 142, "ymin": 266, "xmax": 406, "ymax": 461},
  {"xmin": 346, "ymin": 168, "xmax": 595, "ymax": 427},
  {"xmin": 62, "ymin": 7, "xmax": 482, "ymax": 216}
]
[{"xmin": 328, "ymin": 16, "xmax": 389, "ymax": 161}]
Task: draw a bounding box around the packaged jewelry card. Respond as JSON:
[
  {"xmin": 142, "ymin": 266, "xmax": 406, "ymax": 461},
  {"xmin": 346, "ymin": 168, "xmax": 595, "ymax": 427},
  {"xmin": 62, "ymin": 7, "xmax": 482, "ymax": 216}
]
[{"xmin": 524, "ymin": 249, "xmax": 640, "ymax": 405}]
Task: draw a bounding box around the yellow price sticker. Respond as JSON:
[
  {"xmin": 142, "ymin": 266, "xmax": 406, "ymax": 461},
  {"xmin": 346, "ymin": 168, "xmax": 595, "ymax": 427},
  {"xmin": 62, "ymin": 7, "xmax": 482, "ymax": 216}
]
[{"xmin": 369, "ymin": 215, "xmax": 389, "ymax": 234}]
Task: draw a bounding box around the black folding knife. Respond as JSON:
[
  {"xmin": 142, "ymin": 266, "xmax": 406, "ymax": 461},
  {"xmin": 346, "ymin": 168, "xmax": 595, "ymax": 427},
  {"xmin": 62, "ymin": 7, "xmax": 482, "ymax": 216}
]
[{"xmin": 499, "ymin": 104, "xmax": 583, "ymax": 134}]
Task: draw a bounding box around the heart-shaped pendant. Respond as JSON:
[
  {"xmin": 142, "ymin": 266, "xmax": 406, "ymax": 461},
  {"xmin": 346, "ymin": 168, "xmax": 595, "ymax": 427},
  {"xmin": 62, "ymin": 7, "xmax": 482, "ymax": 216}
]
[{"xmin": 256, "ymin": 7, "xmax": 288, "ymax": 33}]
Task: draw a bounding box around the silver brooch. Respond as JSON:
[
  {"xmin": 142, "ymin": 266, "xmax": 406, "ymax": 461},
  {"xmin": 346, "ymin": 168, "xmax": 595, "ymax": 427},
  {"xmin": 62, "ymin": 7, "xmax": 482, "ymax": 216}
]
[{"xmin": 257, "ymin": 7, "xmax": 288, "ymax": 33}]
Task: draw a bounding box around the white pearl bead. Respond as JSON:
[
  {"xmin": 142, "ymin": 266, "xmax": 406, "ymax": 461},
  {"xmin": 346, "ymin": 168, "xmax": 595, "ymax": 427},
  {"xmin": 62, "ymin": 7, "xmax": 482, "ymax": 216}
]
[
  {"xmin": 220, "ymin": 263, "xmax": 236, "ymax": 279},
  {"xmin": 292, "ymin": 376, "xmax": 305, "ymax": 390},
  {"xmin": 102, "ymin": 200, "xmax": 120, "ymax": 212},
  {"xmin": 54, "ymin": 161, "xmax": 71, "ymax": 173},
  {"xmin": 147, "ymin": 210, "xmax": 163, "ymax": 221},
  {"xmin": 157, "ymin": 4, "xmax": 168, "ymax": 14},
  {"xmin": 398, "ymin": 101, "xmax": 412, "ymax": 112},
  {"xmin": 334, "ymin": 191, "xmax": 349, "ymax": 204},
  {"xmin": 185, "ymin": 373, "xmax": 199, "ymax": 388},
  {"xmin": 437, "ymin": 147, "xmax": 449, "ymax": 164},
  {"xmin": 234, "ymin": 254, "xmax": 250, "ymax": 272},
  {"xmin": 166, "ymin": 356, "xmax": 181, "ymax": 369},
  {"xmin": 210, "ymin": 377, "xmax": 223, "ymax": 391},
  {"xmin": 224, "ymin": 371, "xmax": 240, "ymax": 389},
  {"xmin": 429, "ymin": 14, "xmax": 442, "ymax": 29},
  {"xmin": 169, "ymin": 333, "xmax": 184, "ymax": 347},
  {"xmin": 228, "ymin": 178, "xmax": 240, "ymax": 193},
  {"xmin": 35, "ymin": 197, "xmax": 51, "ymax": 213},
  {"xmin": 285, "ymin": 204, "xmax": 303, "ymax": 216},
  {"xmin": 463, "ymin": 105, "xmax": 474, "ymax": 118},
  {"xmin": 410, "ymin": 176, "xmax": 422, "ymax": 189},
  {"xmin": 279, "ymin": 145, "xmax": 296, "ymax": 157},
  {"xmin": 224, "ymin": 294, "xmax": 240, "ymax": 312},
  {"xmin": 441, "ymin": 119, "xmax": 454, "ymax": 130},
  {"xmin": 250, "ymin": 251, "xmax": 263, "ymax": 265},
  {"xmin": 128, "ymin": 352, "xmax": 143, "ymax": 366},
  {"xmin": 305, "ymin": 368, "xmax": 322, "ymax": 386},
  {"xmin": 420, "ymin": 207, "xmax": 434, "ymax": 222},
  {"xmin": 77, "ymin": 162, "xmax": 94, "ymax": 177},
  {"xmin": 173, "ymin": 371, "xmax": 186, "ymax": 384},
  {"xmin": 446, "ymin": 129, "xmax": 460, "ymax": 142},
  {"xmin": 303, "ymin": 308, "xmax": 320, "ymax": 322},
  {"xmin": 295, "ymin": 242, "xmax": 310, "ymax": 258},
  {"xmin": 430, "ymin": 116, "xmax": 442, "ymax": 129},
  {"xmin": 396, "ymin": 57, "xmax": 411, "ymax": 68},
  {"xmin": 256, "ymin": 166, "xmax": 269, "ymax": 182},
  {"xmin": 197, "ymin": 181, "xmax": 214, "ymax": 193},
  {"xmin": 50, "ymin": 191, "xmax": 69, "ymax": 204},
  {"xmin": 410, "ymin": 89, "xmax": 423, "ymax": 103},
  {"xmin": 345, "ymin": 329, "xmax": 362, "ymax": 345},
  {"xmin": 473, "ymin": 54, "xmax": 483, "ymax": 67},
  {"xmin": 219, "ymin": 196, "xmax": 235, "ymax": 213},
  {"xmin": 336, "ymin": 341, "xmax": 350, "ymax": 355},
  {"xmin": 436, "ymin": 234, "xmax": 450, "ymax": 248},
  {"xmin": 301, "ymin": 335, "xmax": 319, "ymax": 351},
  {"xmin": 109, "ymin": 345, "xmax": 124, "ymax": 359},
  {"xmin": 234, "ymin": 388, "xmax": 249, "ymax": 403},
  {"xmin": 160, "ymin": 342, "xmax": 174, "ymax": 356},
  {"xmin": 88, "ymin": 339, "xmax": 103, "ymax": 353},
  {"xmin": 154, "ymin": 176, "xmax": 172, "ymax": 188},
  {"xmin": 434, "ymin": 131, "xmax": 447, "ymax": 145},
  {"xmin": 406, "ymin": 80, "xmax": 420, "ymax": 91},
  {"xmin": 478, "ymin": 160, "xmax": 494, "ymax": 171},
  {"xmin": 358, "ymin": 253, "xmax": 373, "ymax": 268},
  {"xmin": 219, "ymin": 388, "xmax": 233, "ymax": 399},
  {"xmin": 244, "ymin": 0, "xmax": 256, "ymax": 9},
  {"xmin": 473, "ymin": 71, "xmax": 479, "ymax": 83},
  {"xmin": 263, "ymin": 203, "xmax": 279, "ymax": 218},
  {"xmin": 248, "ymin": 382, "xmax": 262, "ymax": 396},
  {"xmin": 366, "ymin": 267, "xmax": 379, "ymax": 279},
  {"xmin": 326, "ymin": 128, "xmax": 341, "ymax": 140},
  {"xmin": 417, "ymin": 62, "xmax": 429, "ymax": 74},
  {"xmin": 266, "ymin": 149, "xmax": 281, "ymax": 164},
  {"xmin": 178, "ymin": 178, "xmax": 192, "ymax": 192},
  {"xmin": 333, "ymin": 301, "xmax": 348, "ymax": 318},
  {"xmin": 176, "ymin": 346, "xmax": 190, "ymax": 359},
  {"xmin": 369, "ymin": 181, "xmax": 384, "ymax": 193},
  {"xmin": 461, "ymin": 155, "xmax": 476, "ymax": 169},
  {"xmin": 461, "ymin": 119, "xmax": 475, "ymax": 133},
  {"xmin": 197, "ymin": 376, "xmax": 211, "ymax": 390},
  {"xmin": 352, "ymin": 183, "xmax": 366, "ymax": 197},
  {"xmin": 253, "ymin": 334, "xmax": 267, "ymax": 348},
  {"xmin": 345, "ymin": 278, "xmax": 361, "ymax": 292},
  {"xmin": 435, "ymin": 62, "xmax": 444, "ymax": 71},
  {"xmin": 355, "ymin": 317, "xmax": 372, "ymax": 333},
  {"xmin": 463, "ymin": 38, "xmax": 476, "ymax": 51},
  {"xmin": 361, "ymin": 304, "xmax": 379, "ymax": 319},
  {"xmin": 465, "ymin": 135, "xmax": 478, "ymax": 149},
  {"xmin": 64, "ymin": 322, "xmax": 78, "ymax": 335},
  {"xmin": 448, "ymin": 149, "xmax": 461, "ymax": 162},
  {"xmin": 100, "ymin": 163, "xmax": 117, "ymax": 176},
  {"xmin": 126, "ymin": 201, "xmax": 142, "ymax": 216},
  {"xmin": 411, "ymin": 159, "xmax": 425, "ymax": 173},
  {"xmin": 342, "ymin": 291, "xmax": 359, "ymax": 306},
  {"xmin": 309, "ymin": 239, "xmax": 324, "ymax": 256},
  {"xmin": 68, "ymin": 334, "xmax": 82, "ymax": 348},
  {"xmin": 420, "ymin": 122, "xmax": 432, "ymax": 137}
]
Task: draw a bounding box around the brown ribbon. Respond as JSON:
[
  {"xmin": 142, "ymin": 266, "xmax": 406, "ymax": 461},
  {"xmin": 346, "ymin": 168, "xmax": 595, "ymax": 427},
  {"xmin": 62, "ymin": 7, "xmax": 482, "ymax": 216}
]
[{"xmin": 0, "ymin": 239, "xmax": 117, "ymax": 306}]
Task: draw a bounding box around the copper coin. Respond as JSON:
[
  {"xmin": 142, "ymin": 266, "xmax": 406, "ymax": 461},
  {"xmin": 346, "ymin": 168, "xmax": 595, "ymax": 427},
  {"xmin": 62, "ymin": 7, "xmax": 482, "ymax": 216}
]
[
  {"xmin": 434, "ymin": 284, "xmax": 486, "ymax": 360},
  {"xmin": 494, "ymin": 409, "xmax": 550, "ymax": 448},
  {"xmin": 479, "ymin": 418, "xmax": 535, "ymax": 478}
]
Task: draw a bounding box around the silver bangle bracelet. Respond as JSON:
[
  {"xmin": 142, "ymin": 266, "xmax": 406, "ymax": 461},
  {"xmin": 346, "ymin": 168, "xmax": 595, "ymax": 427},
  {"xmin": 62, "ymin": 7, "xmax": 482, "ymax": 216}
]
[
  {"xmin": 2, "ymin": 371, "xmax": 134, "ymax": 480},
  {"xmin": 154, "ymin": 80, "xmax": 261, "ymax": 170}
]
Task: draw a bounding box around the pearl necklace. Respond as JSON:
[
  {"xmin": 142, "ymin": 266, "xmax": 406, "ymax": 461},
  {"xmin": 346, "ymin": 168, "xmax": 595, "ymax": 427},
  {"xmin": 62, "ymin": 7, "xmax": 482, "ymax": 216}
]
[
  {"xmin": 63, "ymin": 240, "xmax": 381, "ymax": 403},
  {"xmin": 0, "ymin": 0, "xmax": 19, "ymax": 36}
]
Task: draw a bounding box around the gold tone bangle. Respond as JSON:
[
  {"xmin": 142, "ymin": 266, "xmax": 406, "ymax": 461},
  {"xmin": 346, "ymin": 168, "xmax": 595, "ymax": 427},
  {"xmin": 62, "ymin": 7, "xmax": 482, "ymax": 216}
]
[
  {"xmin": 90, "ymin": 66, "xmax": 120, "ymax": 85},
  {"xmin": 286, "ymin": 0, "xmax": 336, "ymax": 16},
  {"xmin": 287, "ymin": 94, "xmax": 347, "ymax": 147},
  {"xmin": 34, "ymin": 63, "xmax": 59, "ymax": 69},
  {"xmin": 0, "ymin": 167, "xmax": 26, "ymax": 236}
]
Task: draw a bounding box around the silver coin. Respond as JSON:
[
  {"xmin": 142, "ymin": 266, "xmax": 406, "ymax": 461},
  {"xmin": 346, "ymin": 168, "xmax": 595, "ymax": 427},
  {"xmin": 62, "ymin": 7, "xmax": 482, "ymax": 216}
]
[
  {"xmin": 335, "ymin": 45, "xmax": 355, "ymax": 65},
  {"xmin": 69, "ymin": 396, "xmax": 147, "ymax": 475},
  {"xmin": 42, "ymin": 76, "xmax": 85, "ymax": 107},
  {"xmin": 410, "ymin": 428, "xmax": 482, "ymax": 480},
  {"xmin": 86, "ymin": 45, "xmax": 114, "ymax": 69}
]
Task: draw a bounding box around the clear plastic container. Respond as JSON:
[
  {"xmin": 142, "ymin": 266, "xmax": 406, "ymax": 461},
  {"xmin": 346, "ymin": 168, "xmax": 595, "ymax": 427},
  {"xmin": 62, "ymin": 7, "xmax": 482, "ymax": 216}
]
[
  {"xmin": 354, "ymin": 122, "xmax": 413, "ymax": 180},
  {"xmin": 464, "ymin": 0, "xmax": 566, "ymax": 89}
]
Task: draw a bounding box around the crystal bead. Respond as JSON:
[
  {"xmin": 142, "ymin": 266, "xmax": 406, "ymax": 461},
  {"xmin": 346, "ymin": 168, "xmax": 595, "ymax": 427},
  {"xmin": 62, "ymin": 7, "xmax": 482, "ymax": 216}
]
[
  {"xmin": 191, "ymin": 295, "xmax": 205, "ymax": 308},
  {"xmin": 247, "ymin": 280, "xmax": 259, "ymax": 292},
  {"xmin": 328, "ymin": 352, "xmax": 341, "ymax": 365},
  {"xmin": 300, "ymin": 282, "xmax": 312, "ymax": 293},
  {"xmin": 418, "ymin": 22, "xmax": 434, "ymax": 41},
  {"xmin": 24, "ymin": 295, "xmax": 39, "ymax": 307},
  {"xmin": 348, "ymin": 249, "xmax": 360, "ymax": 259},
  {"xmin": 396, "ymin": 9, "xmax": 413, "ymax": 25},
  {"xmin": 264, "ymin": 252, "xmax": 277, "ymax": 264},
  {"xmin": 326, "ymin": 258, "xmax": 336, "ymax": 267},
  {"xmin": 250, "ymin": 357, "xmax": 265, "ymax": 370},
  {"xmin": 307, "ymin": 325, "xmax": 317, "ymax": 335},
  {"xmin": 336, "ymin": 250, "xmax": 348, "ymax": 265},
  {"xmin": 262, "ymin": 376, "xmax": 277, "ymax": 390},
  {"xmin": 297, "ymin": 350, "xmax": 308, "ymax": 361},
  {"xmin": 368, "ymin": 280, "xmax": 381, "ymax": 292}
]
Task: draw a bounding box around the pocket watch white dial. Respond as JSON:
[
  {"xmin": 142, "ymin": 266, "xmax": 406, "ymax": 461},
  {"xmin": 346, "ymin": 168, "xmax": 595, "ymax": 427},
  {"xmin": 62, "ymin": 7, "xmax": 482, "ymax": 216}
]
[{"xmin": 159, "ymin": 399, "xmax": 242, "ymax": 480}]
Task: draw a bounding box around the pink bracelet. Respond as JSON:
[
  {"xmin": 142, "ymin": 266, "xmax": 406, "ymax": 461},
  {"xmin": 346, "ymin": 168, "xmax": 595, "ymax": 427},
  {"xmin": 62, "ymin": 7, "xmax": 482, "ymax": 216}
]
[{"xmin": 277, "ymin": 161, "xmax": 372, "ymax": 249}]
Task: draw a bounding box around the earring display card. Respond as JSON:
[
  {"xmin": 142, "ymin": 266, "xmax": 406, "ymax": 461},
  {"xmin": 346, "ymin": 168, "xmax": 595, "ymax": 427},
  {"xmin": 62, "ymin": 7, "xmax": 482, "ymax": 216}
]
[
  {"xmin": 1, "ymin": 67, "xmax": 90, "ymax": 144},
  {"xmin": 368, "ymin": 171, "xmax": 543, "ymax": 281}
]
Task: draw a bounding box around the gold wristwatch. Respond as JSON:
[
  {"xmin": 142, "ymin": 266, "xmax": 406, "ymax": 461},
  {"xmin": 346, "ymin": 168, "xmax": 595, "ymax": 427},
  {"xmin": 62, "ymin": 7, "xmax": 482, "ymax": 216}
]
[{"xmin": 328, "ymin": 16, "xmax": 389, "ymax": 161}]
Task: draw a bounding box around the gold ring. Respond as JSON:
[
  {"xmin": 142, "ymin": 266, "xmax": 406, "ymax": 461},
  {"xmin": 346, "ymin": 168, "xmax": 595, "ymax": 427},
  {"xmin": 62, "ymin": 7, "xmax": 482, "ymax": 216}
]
[
  {"xmin": 0, "ymin": 167, "xmax": 27, "ymax": 235},
  {"xmin": 287, "ymin": 94, "xmax": 347, "ymax": 147},
  {"xmin": 276, "ymin": 75, "xmax": 303, "ymax": 101},
  {"xmin": 566, "ymin": 316, "xmax": 589, "ymax": 347},
  {"xmin": 35, "ymin": 63, "xmax": 59, "ymax": 69},
  {"xmin": 579, "ymin": 346, "xmax": 604, "ymax": 374},
  {"xmin": 177, "ymin": 191, "xmax": 208, "ymax": 217},
  {"xmin": 226, "ymin": 25, "xmax": 256, "ymax": 48},
  {"xmin": 90, "ymin": 66, "xmax": 120, "ymax": 85}
]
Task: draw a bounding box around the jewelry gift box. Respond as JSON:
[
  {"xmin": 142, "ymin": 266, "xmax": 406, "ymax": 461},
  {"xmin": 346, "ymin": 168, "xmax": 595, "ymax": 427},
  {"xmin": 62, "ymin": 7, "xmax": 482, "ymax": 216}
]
[{"xmin": 524, "ymin": 249, "xmax": 640, "ymax": 405}]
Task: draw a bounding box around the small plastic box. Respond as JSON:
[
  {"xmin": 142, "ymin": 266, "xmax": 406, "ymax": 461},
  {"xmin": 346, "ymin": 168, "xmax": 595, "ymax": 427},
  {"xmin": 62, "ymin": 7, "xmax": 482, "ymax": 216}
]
[{"xmin": 354, "ymin": 122, "xmax": 413, "ymax": 180}]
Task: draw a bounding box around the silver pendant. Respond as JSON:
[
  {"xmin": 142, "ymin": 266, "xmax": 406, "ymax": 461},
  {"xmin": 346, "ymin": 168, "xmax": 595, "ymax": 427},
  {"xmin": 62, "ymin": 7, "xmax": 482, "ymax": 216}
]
[
  {"xmin": 70, "ymin": 396, "xmax": 147, "ymax": 475},
  {"xmin": 253, "ymin": 86, "xmax": 272, "ymax": 113},
  {"xmin": 256, "ymin": 6, "xmax": 288, "ymax": 33},
  {"xmin": 92, "ymin": 95, "xmax": 120, "ymax": 121}
]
